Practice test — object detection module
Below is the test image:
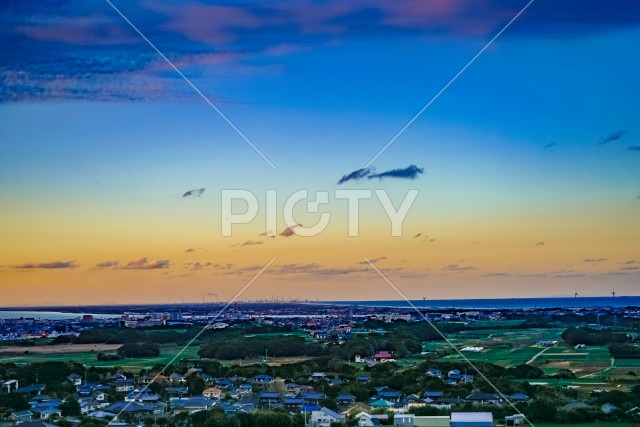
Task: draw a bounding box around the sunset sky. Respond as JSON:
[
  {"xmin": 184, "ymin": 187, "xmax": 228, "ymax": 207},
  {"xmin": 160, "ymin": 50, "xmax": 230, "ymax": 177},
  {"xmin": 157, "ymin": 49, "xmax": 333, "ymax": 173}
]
[{"xmin": 1, "ymin": 0, "xmax": 639, "ymax": 306}]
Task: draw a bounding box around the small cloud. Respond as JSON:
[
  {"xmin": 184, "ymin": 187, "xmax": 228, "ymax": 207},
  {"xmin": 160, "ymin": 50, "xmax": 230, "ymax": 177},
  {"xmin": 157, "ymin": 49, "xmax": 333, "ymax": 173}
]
[
  {"xmin": 483, "ymin": 272, "xmax": 510, "ymax": 277},
  {"xmin": 259, "ymin": 230, "xmax": 276, "ymax": 238},
  {"xmin": 598, "ymin": 129, "xmax": 627, "ymax": 145},
  {"xmin": 619, "ymin": 260, "xmax": 638, "ymax": 265},
  {"xmin": 241, "ymin": 240, "xmax": 263, "ymax": 246},
  {"xmin": 182, "ymin": 188, "xmax": 205, "ymax": 198},
  {"xmin": 414, "ymin": 233, "xmax": 422, "ymax": 238},
  {"xmin": 544, "ymin": 142, "xmax": 559, "ymax": 152},
  {"xmin": 442, "ymin": 263, "xmax": 477, "ymax": 272},
  {"xmin": 627, "ymin": 145, "xmax": 640, "ymax": 152},
  {"xmin": 95, "ymin": 261, "xmax": 119, "ymax": 269},
  {"xmin": 471, "ymin": 241, "xmax": 481, "ymax": 245},
  {"xmin": 280, "ymin": 224, "xmax": 301, "ymax": 237},
  {"xmin": 535, "ymin": 241, "xmax": 545, "ymax": 246},
  {"xmin": 184, "ymin": 248, "xmax": 196, "ymax": 253},
  {"xmin": 121, "ymin": 258, "xmax": 169, "ymax": 269},
  {"xmin": 337, "ymin": 167, "xmax": 372, "ymax": 185},
  {"xmin": 583, "ymin": 258, "xmax": 608, "ymax": 263},
  {"xmin": 12, "ymin": 261, "xmax": 77, "ymax": 269},
  {"xmin": 358, "ymin": 256, "xmax": 386, "ymax": 264},
  {"xmin": 368, "ymin": 164, "xmax": 424, "ymax": 181}
]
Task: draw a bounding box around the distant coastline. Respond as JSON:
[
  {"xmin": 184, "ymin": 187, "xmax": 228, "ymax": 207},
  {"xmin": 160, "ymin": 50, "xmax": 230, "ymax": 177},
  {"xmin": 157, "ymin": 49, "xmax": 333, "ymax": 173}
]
[{"xmin": 323, "ymin": 295, "xmax": 640, "ymax": 309}]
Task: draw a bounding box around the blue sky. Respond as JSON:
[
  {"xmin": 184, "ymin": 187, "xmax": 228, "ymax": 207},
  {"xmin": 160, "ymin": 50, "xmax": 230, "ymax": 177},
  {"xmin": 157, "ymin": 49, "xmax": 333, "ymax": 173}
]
[{"xmin": 0, "ymin": 0, "xmax": 639, "ymax": 304}]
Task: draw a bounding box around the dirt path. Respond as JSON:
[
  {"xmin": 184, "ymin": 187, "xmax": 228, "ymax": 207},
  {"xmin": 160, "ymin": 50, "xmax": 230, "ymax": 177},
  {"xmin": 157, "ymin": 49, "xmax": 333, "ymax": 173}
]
[
  {"xmin": 526, "ymin": 343, "xmax": 558, "ymax": 365},
  {"xmin": 579, "ymin": 357, "xmax": 615, "ymax": 379}
]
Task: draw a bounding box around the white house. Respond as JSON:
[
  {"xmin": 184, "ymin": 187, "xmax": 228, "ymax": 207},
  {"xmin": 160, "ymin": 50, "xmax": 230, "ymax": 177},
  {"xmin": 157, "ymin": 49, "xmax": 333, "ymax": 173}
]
[{"xmin": 310, "ymin": 407, "xmax": 344, "ymax": 427}]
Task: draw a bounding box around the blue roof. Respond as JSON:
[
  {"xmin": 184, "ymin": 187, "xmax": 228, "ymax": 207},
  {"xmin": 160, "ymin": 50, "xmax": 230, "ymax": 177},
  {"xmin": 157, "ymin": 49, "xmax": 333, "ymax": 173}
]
[
  {"xmin": 337, "ymin": 393, "xmax": 356, "ymax": 400},
  {"xmin": 259, "ymin": 392, "xmax": 281, "ymax": 399},
  {"xmin": 425, "ymin": 391, "xmax": 444, "ymax": 397}
]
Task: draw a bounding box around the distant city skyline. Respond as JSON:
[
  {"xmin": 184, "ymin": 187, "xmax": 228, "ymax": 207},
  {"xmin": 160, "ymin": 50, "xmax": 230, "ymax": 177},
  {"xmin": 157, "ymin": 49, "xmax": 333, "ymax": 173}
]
[{"xmin": 1, "ymin": 0, "xmax": 639, "ymax": 305}]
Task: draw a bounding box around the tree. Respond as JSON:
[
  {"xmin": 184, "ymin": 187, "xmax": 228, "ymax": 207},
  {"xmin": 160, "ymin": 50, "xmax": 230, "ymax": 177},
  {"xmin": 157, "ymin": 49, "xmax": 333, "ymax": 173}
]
[{"xmin": 60, "ymin": 397, "xmax": 81, "ymax": 416}]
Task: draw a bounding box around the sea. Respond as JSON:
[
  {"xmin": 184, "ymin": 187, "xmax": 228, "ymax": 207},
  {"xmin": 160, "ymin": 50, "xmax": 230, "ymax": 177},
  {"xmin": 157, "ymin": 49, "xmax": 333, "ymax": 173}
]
[
  {"xmin": 326, "ymin": 296, "xmax": 640, "ymax": 310},
  {"xmin": 0, "ymin": 311, "xmax": 120, "ymax": 320}
]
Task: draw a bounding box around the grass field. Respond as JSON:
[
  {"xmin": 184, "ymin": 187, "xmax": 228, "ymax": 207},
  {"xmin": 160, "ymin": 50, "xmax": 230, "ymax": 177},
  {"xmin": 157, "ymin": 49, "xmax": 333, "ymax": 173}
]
[
  {"xmin": 535, "ymin": 423, "xmax": 634, "ymax": 427},
  {"xmin": 0, "ymin": 344, "xmax": 201, "ymax": 369}
]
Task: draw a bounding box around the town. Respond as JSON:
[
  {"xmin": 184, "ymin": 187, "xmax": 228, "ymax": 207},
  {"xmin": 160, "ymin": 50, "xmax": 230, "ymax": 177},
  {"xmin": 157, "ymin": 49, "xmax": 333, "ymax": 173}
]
[{"xmin": 0, "ymin": 302, "xmax": 639, "ymax": 427}]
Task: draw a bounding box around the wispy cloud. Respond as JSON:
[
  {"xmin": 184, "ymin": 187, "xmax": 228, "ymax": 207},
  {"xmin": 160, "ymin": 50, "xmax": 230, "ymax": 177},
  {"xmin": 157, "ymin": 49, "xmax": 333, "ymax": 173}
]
[
  {"xmin": 598, "ymin": 129, "xmax": 627, "ymax": 145},
  {"xmin": 442, "ymin": 263, "xmax": 477, "ymax": 272},
  {"xmin": 182, "ymin": 188, "xmax": 205, "ymax": 198},
  {"xmin": 280, "ymin": 224, "xmax": 301, "ymax": 237},
  {"xmin": 12, "ymin": 261, "xmax": 77, "ymax": 269},
  {"xmin": 94, "ymin": 261, "xmax": 119, "ymax": 269},
  {"xmin": 4, "ymin": 1, "xmax": 640, "ymax": 104},
  {"xmin": 121, "ymin": 257, "xmax": 169, "ymax": 269},
  {"xmin": 241, "ymin": 240, "xmax": 263, "ymax": 246},
  {"xmin": 627, "ymin": 145, "xmax": 640, "ymax": 152},
  {"xmin": 544, "ymin": 142, "xmax": 559, "ymax": 152},
  {"xmin": 368, "ymin": 164, "xmax": 424, "ymax": 181},
  {"xmin": 357, "ymin": 256, "xmax": 386, "ymax": 264},
  {"xmin": 535, "ymin": 241, "xmax": 545, "ymax": 246},
  {"xmin": 337, "ymin": 167, "xmax": 372, "ymax": 185},
  {"xmin": 583, "ymin": 258, "xmax": 608, "ymax": 263}
]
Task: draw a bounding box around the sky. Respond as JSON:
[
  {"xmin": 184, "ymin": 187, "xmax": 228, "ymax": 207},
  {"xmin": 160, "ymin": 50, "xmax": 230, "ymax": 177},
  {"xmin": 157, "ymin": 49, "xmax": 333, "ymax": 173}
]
[{"xmin": 0, "ymin": 0, "xmax": 639, "ymax": 306}]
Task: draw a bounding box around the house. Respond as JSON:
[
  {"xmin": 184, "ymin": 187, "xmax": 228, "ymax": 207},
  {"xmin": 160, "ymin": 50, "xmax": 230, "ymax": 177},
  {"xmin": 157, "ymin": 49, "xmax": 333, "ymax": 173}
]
[
  {"xmin": 414, "ymin": 415, "xmax": 451, "ymax": 427},
  {"xmin": 505, "ymin": 414, "xmax": 526, "ymax": 426},
  {"xmin": 374, "ymin": 351, "xmax": 394, "ymax": 361},
  {"xmin": 17, "ymin": 384, "xmax": 46, "ymax": 396},
  {"xmin": 169, "ymin": 372, "xmax": 186, "ymax": 384},
  {"xmin": 337, "ymin": 393, "xmax": 356, "ymax": 406},
  {"xmin": 286, "ymin": 383, "xmax": 301, "ymax": 393},
  {"xmin": 394, "ymin": 413, "xmax": 415, "ymax": 425},
  {"xmin": 302, "ymin": 392, "xmax": 325, "ymax": 405},
  {"xmin": 9, "ymin": 410, "xmax": 34, "ymax": 423},
  {"xmin": 112, "ymin": 379, "xmax": 135, "ymax": 392},
  {"xmin": 203, "ymin": 387, "xmax": 223, "ymax": 399},
  {"xmin": 283, "ymin": 397, "xmax": 305, "ymax": 410},
  {"xmin": 508, "ymin": 393, "xmax": 530, "ymax": 403},
  {"xmin": 2, "ymin": 379, "xmax": 19, "ymax": 393},
  {"xmin": 310, "ymin": 407, "xmax": 344, "ymax": 427},
  {"xmin": 601, "ymin": 403, "xmax": 619, "ymax": 414},
  {"xmin": 378, "ymin": 390, "xmax": 402, "ymax": 403},
  {"xmin": 450, "ymin": 412, "xmax": 493, "ymax": 427},
  {"xmin": 67, "ymin": 373, "xmax": 82, "ymax": 386},
  {"xmin": 166, "ymin": 386, "xmax": 189, "ymax": 397},
  {"xmin": 356, "ymin": 376, "xmax": 371, "ymax": 383},
  {"xmin": 31, "ymin": 406, "xmax": 62, "ymax": 420},
  {"xmin": 105, "ymin": 401, "xmax": 163, "ymax": 416},
  {"xmin": 424, "ymin": 391, "xmax": 444, "ymax": 399},
  {"xmin": 171, "ymin": 396, "xmax": 215, "ymax": 411},
  {"xmin": 13, "ymin": 422, "xmax": 58, "ymax": 427},
  {"xmin": 354, "ymin": 412, "xmax": 389, "ymax": 426},
  {"xmin": 427, "ymin": 369, "xmax": 443, "ymax": 379},
  {"xmin": 466, "ymin": 392, "xmax": 503, "ymax": 405},
  {"xmin": 310, "ymin": 372, "xmax": 327, "ymax": 381},
  {"xmin": 431, "ymin": 397, "xmax": 467, "ymax": 408},
  {"xmin": 252, "ymin": 374, "xmax": 275, "ymax": 385},
  {"xmin": 259, "ymin": 392, "xmax": 282, "ymax": 406}
]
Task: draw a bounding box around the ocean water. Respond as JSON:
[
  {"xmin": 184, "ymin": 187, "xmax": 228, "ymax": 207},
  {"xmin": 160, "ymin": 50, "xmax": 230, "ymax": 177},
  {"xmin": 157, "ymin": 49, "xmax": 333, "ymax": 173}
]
[
  {"xmin": 327, "ymin": 296, "xmax": 640, "ymax": 309},
  {"xmin": 0, "ymin": 311, "xmax": 119, "ymax": 320}
]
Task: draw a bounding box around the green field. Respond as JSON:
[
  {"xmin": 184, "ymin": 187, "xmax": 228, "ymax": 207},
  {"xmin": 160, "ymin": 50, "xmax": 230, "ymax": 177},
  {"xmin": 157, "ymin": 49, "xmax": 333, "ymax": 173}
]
[
  {"xmin": 0, "ymin": 345, "xmax": 202, "ymax": 369},
  {"xmin": 535, "ymin": 423, "xmax": 634, "ymax": 427}
]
